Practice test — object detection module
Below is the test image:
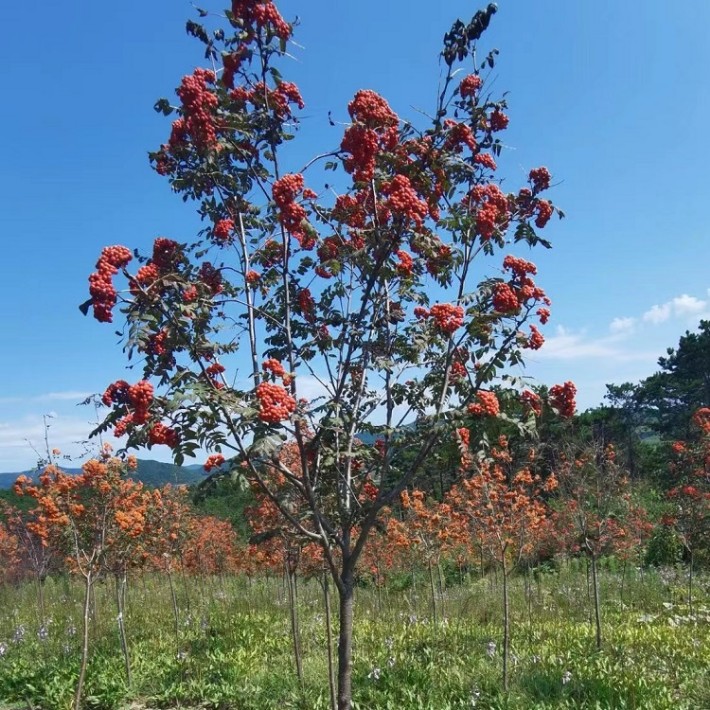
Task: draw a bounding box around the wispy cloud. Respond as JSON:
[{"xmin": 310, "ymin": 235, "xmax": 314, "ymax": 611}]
[
  {"xmin": 642, "ymin": 294, "xmax": 707, "ymax": 325},
  {"xmin": 609, "ymin": 316, "xmax": 636, "ymax": 334},
  {"xmin": 0, "ymin": 391, "xmax": 93, "ymax": 406}
]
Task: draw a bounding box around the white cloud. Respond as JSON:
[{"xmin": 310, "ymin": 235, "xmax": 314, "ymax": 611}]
[
  {"xmin": 643, "ymin": 303, "xmax": 672, "ymax": 324},
  {"xmin": 609, "ymin": 316, "xmax": 636, "ymax": 334},
  {"xmin": 0, "ymin": 391, "xmax": 93, "ymax": 406},
  {"xmin": 672, "ymin": 294, "xmax": 706, "ymax": 316},
  {"xmin": 642, "ymin": 294, "xmax": 707, "ymax": 325}
]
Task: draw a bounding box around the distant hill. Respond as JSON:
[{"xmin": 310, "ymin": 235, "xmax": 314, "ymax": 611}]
[{"xmin": 0, "ymin": 459, "xmax": 205, "ymax": 490}]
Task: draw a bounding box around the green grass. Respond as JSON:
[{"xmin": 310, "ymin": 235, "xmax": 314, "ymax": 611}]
[{"xmin": 0, "ymin": 563, "xmax": 708, "ymax": 709}]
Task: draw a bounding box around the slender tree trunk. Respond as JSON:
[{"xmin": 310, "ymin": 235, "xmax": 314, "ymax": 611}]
[
  {"xmin": 688, "ymin": 548, "xmax": 694, "ymax": 615},
  {"xmin": 286, "ymin": 564, "xmax": 303, "ymax": 683},
  {"xmin": 336, "ymin": 573, "xmax": 355, "ymax": 710},
  {"xmin": 115, "ymin": 574, "xmax": 132, "ymax": 688},
  {"xmin": 323, "ymin": 572, "xmax": 337, "ymax": 710},
  {"xmin": 166, "ymin": 567, "xmax": 180, "ymax": 658},
  {"xmin": 74, "ymin": 572, "xmax": 93, "ymax": 710},
  {"xmin": 36, "ymin": 574, "xmax": 46, "ymax": 623},
  {"xmin": 590, "ymin": 554, "xmax": 602, "ymax": 650},
  {"xmin": 619, "ymin": 559, "xmax": 627, "ymax": 607},
  {"xmin": 502, "ymin": 561, "xmax": 510, "ymax": 692},
  {"xmin": 428, "ymin": 559, "xmax": 438, "ymax": 628}
]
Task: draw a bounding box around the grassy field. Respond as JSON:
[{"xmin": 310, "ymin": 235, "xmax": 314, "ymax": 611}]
[{"xmin": 0, "ymin": 563, "xmax": 709, "ymax": 709}]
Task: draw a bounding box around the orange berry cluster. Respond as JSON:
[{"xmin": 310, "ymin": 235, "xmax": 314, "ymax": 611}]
[
  {"xmin": 396, "ymin": 250, "xmax": 414, "ymax": 276},
  {"xmin": 549, "ymin": 381, "xmax": 576, "ymax": 418},
  {"xmin": 381, "ymin": 174, "xmax": 429, "ymax": 228},
  {"xmin": 341, "ymin": 90, "xmax": 399, "ymax": 182},
  {"xmin": 489, "ymin": 109, "xmax": 509, "ymax": 132},
  {"xmin": 520, "ymin": 389, "xmax": 542, "ymax": 417},
  {"xmin": 529, "ymin": 167, "xmax": 551, "ymax": 193},
  {"xmin": 148, "ymin": 422, "xmax": 179, "ymax": 447},
  {"xmin": 89, "ymin": 245, "xmax": 132, "ymax": 322},
  {"xmin": 171, "ymin": 68, "xmax": 219, "ymax": 151},
  {"xmin": 213, "ymin": 218, "xmax": 235, "ymax": 242},
  {"xmin": 203, "ymin": 454, "xmax": 225, "ymax": 472},
  {"xmin": 459, "ymin": 74, "xmax": 482, "ymax": 98},
  {"xmin": 255, "ymin": 382, "xmax": 296, "ymax": 423},
  {"xmin": 527, "ymin": 324, "xmax": 545, "ymax": 350},
  {"xmin": 429, "ymin": 303, "xmax": 465, "ymax": 336},
  {"xmin": 273, "ymin": 173, "xmax": 309, "ymax": 240},
  {"xmin": 467, "ymin": 390, "xmax": 500, "ymax": 417},
  {"xmin": 231, "ymin": 0, "xmax": 291, "ymax": 41}
]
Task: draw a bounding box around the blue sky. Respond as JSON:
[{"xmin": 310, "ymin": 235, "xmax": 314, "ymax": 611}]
[{"xmin": 2, "ymin": 0, "xmax": 710, "ymax": 471}]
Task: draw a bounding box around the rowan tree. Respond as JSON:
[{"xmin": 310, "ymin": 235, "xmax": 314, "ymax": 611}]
[
  {"xmin": 551, "ymin": 443, "xmax": 635, "ymax": 650},
  {"xmin": 84, "ymin": 2, "xmax": 566, "ymax": 705},
  {"xmin": 14, "ymin": 453, "xmax": 148, "ymax": 709},
  {"xmin": 446, "ymin": 433, "xmax": 553, "ymax": 690},
  {"xmin": 664, "ymin": 407, "xmax": 710, "ymax": 612}
]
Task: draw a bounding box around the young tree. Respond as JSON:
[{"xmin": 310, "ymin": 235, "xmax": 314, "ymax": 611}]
[
  {"xmin": 14, "ymin": 454, "xmax": 149, "ymax": 710},
  {"xmin": 665, "ymin": 407, "xmax": 710, "ymax": 613},
  {"xmin": 84, "ymin": 2, "xmax": 565, "ymax": 705},
  {"xmin": 446, "ymin": 433, "xmax": 553, "ymax": 690},
  {"xmin": 552, "ymin": 443, "xmax": 634, "ymax": 650}
]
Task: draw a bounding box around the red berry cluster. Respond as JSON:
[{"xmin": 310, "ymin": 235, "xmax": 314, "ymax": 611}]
[
  {"xmin": 526, "ymin": 324, "xmax": 545, "ymax": 350},
  {"xmin": 692, "ymin": 407, "xmax": 710, "ymax": 433},
  {"xmin": 297, "ymin": 288, "xmax": 316, "ymax": 322},
  {"xmin": 347, "ymin": 89, "xmax": 398, "ymax": 128},
  {"xmin": 148, "ymin": 422, "xmax": 179, "ymax": 447},
  {"xmin": 520, "ymin": 389, "xmax": 542, "ymax": 417},
  {"xmin": 273, "ymin": 173, "xmax": 309, "ymax": 240},
  {"xmin": 88, "ymin": 245, "xmax": 133, "ymax": 322},
  {"xmin": 381, "ymin": 174, "xmax": 429, "ymax": 228},
  {"xmin": 147, "ymin": 329, "xmax": 169, "ymax": 357},
  {"xmin": 203, "ymin": 453, "xmax": 225, "ymax": 472},
  {"xmin": 489, "ymin": 109, "xmax": 509, "ymax": 132},
  {"xmin": 549, "ymin": 381, "xmax": 576, "ymax": 418},
  {"xmin": 173, "ymin": 68, "xmax": 219, "ymax": 150},
  {"xmin": 474, "ymin": 153, "xmax": 497, "ymax": 171},
  {"xmin": 536, "ymin": 307, "xmax": 550, "ymax": 325},
  {"xmin": 262, "ymin": 358, "xmax": 286, "ymax": 379},
  {"xmin": 395, "ymin": 250, "xmax": 414, "ymax": 276},
  {"xmin": 463, "ymin": 184, "xmax": 509, "ymax": 240},
  {"xmin": 255, "ymin": 382, "xmax": 296, "ymax": 423},
  {"xmin": 459, "ymin": 74, "xmax": 482, "ymax": 98},
  {"xmin": 535, "ymin": 199, "xmax": 553, "ymax": 228},
  {"xmin": 492, "ymin": 283, "xmax": 520, "ymax": 314},
  {"xmin": 443, "ymin": 120, "xmax": 477, "ymax": 152},
  {"xmin": 503, "ymin": 255, "xmax": 537, "ymax": 279},
  {"xmin": 152, "ymin": 237, "xmax": 181, "ymax": 271},
  {"xmin": 205, "ymin": 362, "xmax": 225, "ymax": 389},
  {"xmin": 102, "ymin": 379, "xmax": 154, "ymax": 424},
  {"xmin": 199, "ymin": 262, "xmax": 223, "ymax": 294},
  {"xmin": 529, "ymin": 167, "xmax": 551, "ymax": 193},
  {"xmin": 341, "ymin": 90, "xmax": 399, "ymax": 182},
  {"xmin": 129, "ymin": 263, "xmax": 160, "ymax": 297},
  {"xmin": 429, "ymin": 303, "xmax": 465, "ymax": 336},
  {"xmin": 245, "ymin": 269, "xmax": 261, "ymax": 286},
  {"xmin": 467, "ymin": 390, "xmax": 500, "ymax": 417},
  {"xmin": 231, "ymin": 0, "xmax": 291, "ymax": 41},
  {"xmin": 214, "ymin": 218, "xmax": 235, "ymax": 242}
]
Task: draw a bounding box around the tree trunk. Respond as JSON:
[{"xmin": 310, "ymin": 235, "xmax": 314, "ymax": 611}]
[
  {"xmin": 323, "ymin": 572, "xmax": 337, "ymax": 710},
  {"xmin": 590, "ymin": 554, "xmax": 602, "ymax": 650},
  {"xmin": 502, "ymin": 561, "xmax": 510, "ymax": 692},
  {"xmin": 166, "ymin": 567, "xmax": 180, "ymax": 659},
  {"xmin": 115, "ymin": 574, "xmax": 132, "ymax": 688},
  {"xmin": 688, "ymin": 548, "xmax": 694, "ymax": 615},
  {"xmin": 428, "ymin": 559, "xmax": 438, "ymax": 628},
  {"xmin": 74, "ymin": 572, "xmax": 93, "ymax": 710},
  {"xmin": 286, "ymin": 564, "xmax": 303, "ymax": 683},
  {"xmin": 336, "ymin": 575, "xmax": 355, "ymax": 710}
]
